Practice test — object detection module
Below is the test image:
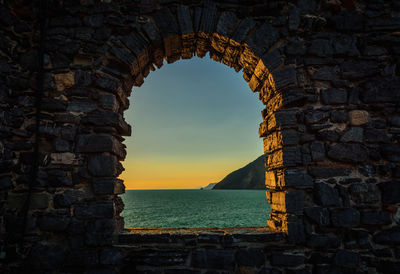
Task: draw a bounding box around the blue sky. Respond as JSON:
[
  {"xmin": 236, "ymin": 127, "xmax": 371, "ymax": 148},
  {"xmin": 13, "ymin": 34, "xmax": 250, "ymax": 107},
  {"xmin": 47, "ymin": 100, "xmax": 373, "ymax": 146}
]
[{"xmin": 121, "ymin": 54, "xmax": 264, "ymax": 189}]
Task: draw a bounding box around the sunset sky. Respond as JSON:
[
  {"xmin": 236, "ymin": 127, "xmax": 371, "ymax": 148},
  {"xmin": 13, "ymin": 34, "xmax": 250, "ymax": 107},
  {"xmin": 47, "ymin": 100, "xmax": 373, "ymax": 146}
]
[{"xmin": 120, "ymin": 55, "xmax": 264, "ymax": 189}]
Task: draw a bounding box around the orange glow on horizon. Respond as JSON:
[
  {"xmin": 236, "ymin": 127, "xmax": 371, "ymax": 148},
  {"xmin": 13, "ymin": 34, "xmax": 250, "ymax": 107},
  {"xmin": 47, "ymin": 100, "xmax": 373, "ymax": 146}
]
[{"xmin": 120, "ymin": 157, "xmax": 258, "ymax": 190}]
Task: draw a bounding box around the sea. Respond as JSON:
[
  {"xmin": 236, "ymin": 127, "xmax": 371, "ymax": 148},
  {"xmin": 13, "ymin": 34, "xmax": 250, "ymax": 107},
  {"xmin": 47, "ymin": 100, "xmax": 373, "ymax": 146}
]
[{"xmin": 121, "ymin": 189, "xmax": 270, "ymax": 228}]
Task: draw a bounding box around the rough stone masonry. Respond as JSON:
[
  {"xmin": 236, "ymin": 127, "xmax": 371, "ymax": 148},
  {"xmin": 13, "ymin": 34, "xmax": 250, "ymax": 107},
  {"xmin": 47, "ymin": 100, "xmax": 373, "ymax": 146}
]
[{"xmin": 0, "ymin": 0, "xmax": 399, "ymax": 273}]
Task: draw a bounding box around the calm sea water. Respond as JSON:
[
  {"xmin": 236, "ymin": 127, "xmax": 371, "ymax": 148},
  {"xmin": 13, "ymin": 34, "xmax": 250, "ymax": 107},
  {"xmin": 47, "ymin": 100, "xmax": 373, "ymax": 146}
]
[{"xmin": 121, "ymin": 189, "xmax": 270, "ymax": 228}]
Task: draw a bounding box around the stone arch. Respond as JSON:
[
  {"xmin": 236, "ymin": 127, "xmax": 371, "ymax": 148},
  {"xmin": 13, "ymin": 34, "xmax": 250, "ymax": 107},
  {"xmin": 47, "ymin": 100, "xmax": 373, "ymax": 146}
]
[
  {"xmin": 2, "ymin": 0, "xmax": 400, "ymax": 272},
  {"xmin": 84, "ymin": 3, "xmax": 306, "ymax": 235}
]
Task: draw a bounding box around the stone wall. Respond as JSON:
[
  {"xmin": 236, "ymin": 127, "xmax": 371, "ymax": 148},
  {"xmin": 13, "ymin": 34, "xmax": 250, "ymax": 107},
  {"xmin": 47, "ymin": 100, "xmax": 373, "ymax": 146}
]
[{"xmin": 0, "ymin": 0, "xmax": 399, "ymax": 273}]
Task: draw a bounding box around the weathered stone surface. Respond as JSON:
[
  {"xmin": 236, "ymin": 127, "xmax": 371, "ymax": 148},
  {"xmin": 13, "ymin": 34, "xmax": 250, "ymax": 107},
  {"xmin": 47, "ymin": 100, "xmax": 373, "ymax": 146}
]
[
  {"xmin": 246, "ymin": 22, "xmax": 279, "ymax": 56},
  {"xmin": 37, "ymin": 216, "xmax": 71, "ymax": 232},
  {"xmin": 100, "ymin": 249, "xmax": 123, "ymax": 265},
  {"xmin": 348, "ymin": 110, "xmax": 369, "ymax": 126},
  {"xmin": 6, "ymin": 192, "xmax": 50, "ymax": 210},
  {"xmin": 29, "ymin": 243, "xmax": 68, "ymax": 270},
  {"xmin": 364, "ymin": 128, "xmax": 389, "ymax": 143},
  {"xmin": 314, "ymin": 182, "xmax": 340, "ymax": 207},
  {"xmin": 88, "ymin": 155, "xmax": 120, "ymax": 177},
  {"xmin": 381, "ymin": 145, "xmax": 400, "ymax": 162},
  {"xmin": 334, "ymin": 250, "xmax": 360, "ymax": 268},
  {"xmin": 374, "ymin": 229, "xmax": 400, "ymax": 245},
  {"xmin": 328, "ymin": 143, "xmax": 368, "ymax": 163},
  {"xmin": 309, "ymin": 166, "xmax": 350, "ymax": 178},
  {"xmin": 74, "ymin": 200, "xmax": 114, "ymax": 219},
  {"xmin": 272, "ymin": 66, "xmax": 297, "ymax": 90},
  {"xmin": 349, "ymin": 183, "xmax": 379, "ymax": 204},
  {"xmin": 0, "ymin": 176, "xmax": 12, "ymax": 190},
  {"xmin": 306, "ymin": 234, "xmax": 340, "ymax": 248},
  {"xmin": 330, "ymin": 111, "xmax": 348, "ymax": 123},
  {"xmin": 331, "ymin": 208, "xmax": 360, "ymax": 227},
  {"xmin": 93, "ymin": 177, "xmax": 125, "ymax": 195},
  {"xmin": 304, "ymin": 207, "xmax": 330, "ymax": 226},
  {"xmin": 77, "ymin": 134, "xmax": 125, "ymax": 159},
  {"xmin": 270, "ymin": 254, "xmax": 305, "ymax": 267},
  {"xmin": 361, "ymin": 77, "xmax": 400, "ymax": 103},
  {"xmin": 176, "ymin": 5, "xmax": 193, "ymax": 34},
  {"xmin": 320, "ymin": 88, "xmax": 347, "ymax": 105},
  {"xmin": 67, "ymin": 99, "xmax": 97, "ymax": 113},
  {"xmin": 236, "ymin": 248, "xmax": 265, "ymax": 266},
  {"xmin": 283, "ymin": 169, "xmax": 314, "ymax": 188},
  {"xmin": 378, "ymin": 181, "xmax": 400, "ymax": 203},
  {"xmin": 310, "ymin": 141, "xmax": 325, "ymax": 161},
  {"xmin": 340, "ymin": 127, "xmax": 363, "ymax": 143},
  {"xmin": 83, "ymin": 112, "xmax": 131, "ymax": 136},
  {"xmin": 232, "ymin": 18, "xmax": 256, "ymax": 43},
  {"xmin": 192, "ymin": 249, "xmax": 235, "ymax": 270},
  {"xmin": 54, "ymin": 72, "xmax": 75, "ymax": 91},
  {"xmin": 86, "ymin": 219, "xmax": 115, "ymax": 246},
  {"xmin": 360, "ymin": 210, "xmax": 392, "ymax": 225}
]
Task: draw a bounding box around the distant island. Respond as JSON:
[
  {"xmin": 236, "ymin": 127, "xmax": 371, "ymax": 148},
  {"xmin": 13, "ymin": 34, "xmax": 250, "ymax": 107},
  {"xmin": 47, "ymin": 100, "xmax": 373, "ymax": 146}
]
[{"xmin": 209, "ymin": 155, "xmax": 266, "ymax": 190}]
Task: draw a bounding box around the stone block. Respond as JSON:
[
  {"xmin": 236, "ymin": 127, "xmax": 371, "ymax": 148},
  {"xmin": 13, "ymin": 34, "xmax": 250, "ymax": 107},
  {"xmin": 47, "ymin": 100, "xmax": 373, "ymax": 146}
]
[
  {"xmin": 86, "ymin": 219, "xmax": 115, "ymax": 246},
  {"xmin": 314, "ymin": 182, "xmax": 340, "ymax": 207},
  {"xmin": 270, "ymin": 254, "xmax": 305, "ymax": 267},
  {"xmin": 236, "ymin": 248, "xmax": 265, "ymax": 266},
  {"xmin": 374, "ymin": 229, "xmax": 400, "ymax": 245},
  {"xmin": 67, "ymin": 99, "xmax": 97, "ymax": 113},
  {"xmin": 6, "ymin": 192, "xmax": 50, "ymax": 210},
  {"xmin": 333, "ymin": 250, "xmax": 360, "ymax": 268},
  {"xmin": 88, "ymin": 155, "xmax": 120, "ymax": 177},
  {"xmin": 99, "ymin": 94, "xmax": 118, "ymax": 111},
  {"xmin": 93, "ymin": 177, "xmax": 125, "ymax": 195},
  {"xmin": 310, "ymin": 141, "xmax": 325, "ymax": 161},
  {"xmin": 54, "ymin": 189, "xmax": 85, "ymax": 208},
  {"xmin": 327, "ymin": 143, "xmax": 368, "ymax": 163},
  {"xmin": 321, "ymin": 88, "xmax": 347, "ymax": 104},
  {"xmin": 381, "ymin": 145, "xmax": 400, "ymax": 162},
  {"xmin": 154, "ymin": 8, "xmax": 179, "ymax": 37},
  {"xmin": 360, "ymin": 210, "xmax": 392, "ymax": 225},
  {"xmin": 83, "ymin": 111, "xmax": 131, "ymax": 136},
  {"xmin": 50, "ymin": 152, "xmax": 78, "ymax": 165},
  {"xmin": 54, "ymin": 72, "xmax": 75, "ymax": 91},
  {"xmin": 77, "ymin": 134, "xmax": 125, "ymax": 159},
  {"xmin": 246, "ymin": 22, "xmax": 279, "ymax": 56},
  {"xmin": 304, "ymin": 207, "xmax": 330, "ymax": 225},
  {"xmin": 340, "ymin": 127, "xmax": 363, "ymax": 143},
  {"xmin": 306, "ymin": 234, "xmax": 340, "ymax": 248},
  {"xmin": 348, "ymin": 110, "xmax": 369, "ymax": 126},
  {"xmin": 283, "ymin": 169, "xmax": 314, "ymax": 188},
  {"xmin": 74, "ymin": 200, "xmax": 114, "ymax": 219},
  {"xmin": 361, "ymin": 76, "xmax": 400, "ymax": 103},
  {"xmin": 378, "ymin": 180, "xmax": 400, "ymax": 203},
  {"xmin": 94, "ymin": 76, "xmax": 119, "ymax": 93},
  {"xmin": 364, "ymin": 128, "xmax": 390, "ymax": 143},
  {"xmin": 349, "ymin": 183, "xmax": 379, "ymax": 204},
  {"xmin": 331, "ymin": 208, "xmax": 360, "ymax": 227},
  {"xmin": 330, "ymin": 111, "xmax": 348, "ymax": 123},
  {"xmin": 0, "ymin": 176, "xmax": 12, "ymax": 190},
  {"xmin": 29, "ymin": 243, "xmax": 69, "ymax": 270},
  {"xmin": 66, "ymin": 250, "xmax": 99, "ymax": 267},
  {"xmin": 37, "ymin": 216, "xmax": 71, "ymax": 232},
  {"xmin": 100, "ymin": 249, "xmax": 123, "ymax": 265},
  {"xmin": 232, "ymin": 18, "xmax": 256, "ymax": 44},
  {"xmin": 270, "ymin": 190, "xmax": 305, "ymax": 214},
  {"xmin": 271, "ymin": 66, "xmax": 297, "ymax": 90},
  {"xmin": 192, "ymin": 248, "xmax": 234, "ymax": 270},
  {"xmin": 176, "ymin": 5, "xmax": 193, "ymax": 34},
  {"xmin": 199, "ymin": 2, "xmax": 217, "ymax": 33},
  {"xmin": 305, "ymin": 111, "xmax": 329, "ymax": 124}
]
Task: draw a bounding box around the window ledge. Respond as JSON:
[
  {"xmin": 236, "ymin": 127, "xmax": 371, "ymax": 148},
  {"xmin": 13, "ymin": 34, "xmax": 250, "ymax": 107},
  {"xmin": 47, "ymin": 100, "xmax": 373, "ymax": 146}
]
[{"xmin": 117, "ymin": 227, "xmax": 285, "ymax": 246}]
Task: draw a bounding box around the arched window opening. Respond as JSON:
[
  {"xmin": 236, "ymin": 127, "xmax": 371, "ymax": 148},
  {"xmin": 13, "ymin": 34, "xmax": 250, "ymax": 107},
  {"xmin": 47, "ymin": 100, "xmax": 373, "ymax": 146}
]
[{"xmin": 120, "ymin": 55, "xmax": 270, "ymax": 228}]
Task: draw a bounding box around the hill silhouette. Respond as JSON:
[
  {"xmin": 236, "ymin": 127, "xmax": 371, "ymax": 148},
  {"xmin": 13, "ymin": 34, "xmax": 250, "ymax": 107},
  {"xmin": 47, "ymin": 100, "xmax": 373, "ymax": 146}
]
[{"xmin": 213, "ymin": 155, "xmax": 266, "ymax": 189}]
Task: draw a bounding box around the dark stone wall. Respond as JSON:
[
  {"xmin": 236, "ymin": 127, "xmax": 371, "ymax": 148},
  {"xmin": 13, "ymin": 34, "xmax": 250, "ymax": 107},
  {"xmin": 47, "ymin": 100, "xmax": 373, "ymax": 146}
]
[{"xmin": 0, "ymin": 0, "xmax": 399, "ymax": 272}]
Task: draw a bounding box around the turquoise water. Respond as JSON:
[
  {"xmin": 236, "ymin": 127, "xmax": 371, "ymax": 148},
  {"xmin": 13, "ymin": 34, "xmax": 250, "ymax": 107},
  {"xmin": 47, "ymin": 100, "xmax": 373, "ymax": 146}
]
[{"xmin": 121, "ymin": 189, "xmax": 270, "ymax": 228}]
